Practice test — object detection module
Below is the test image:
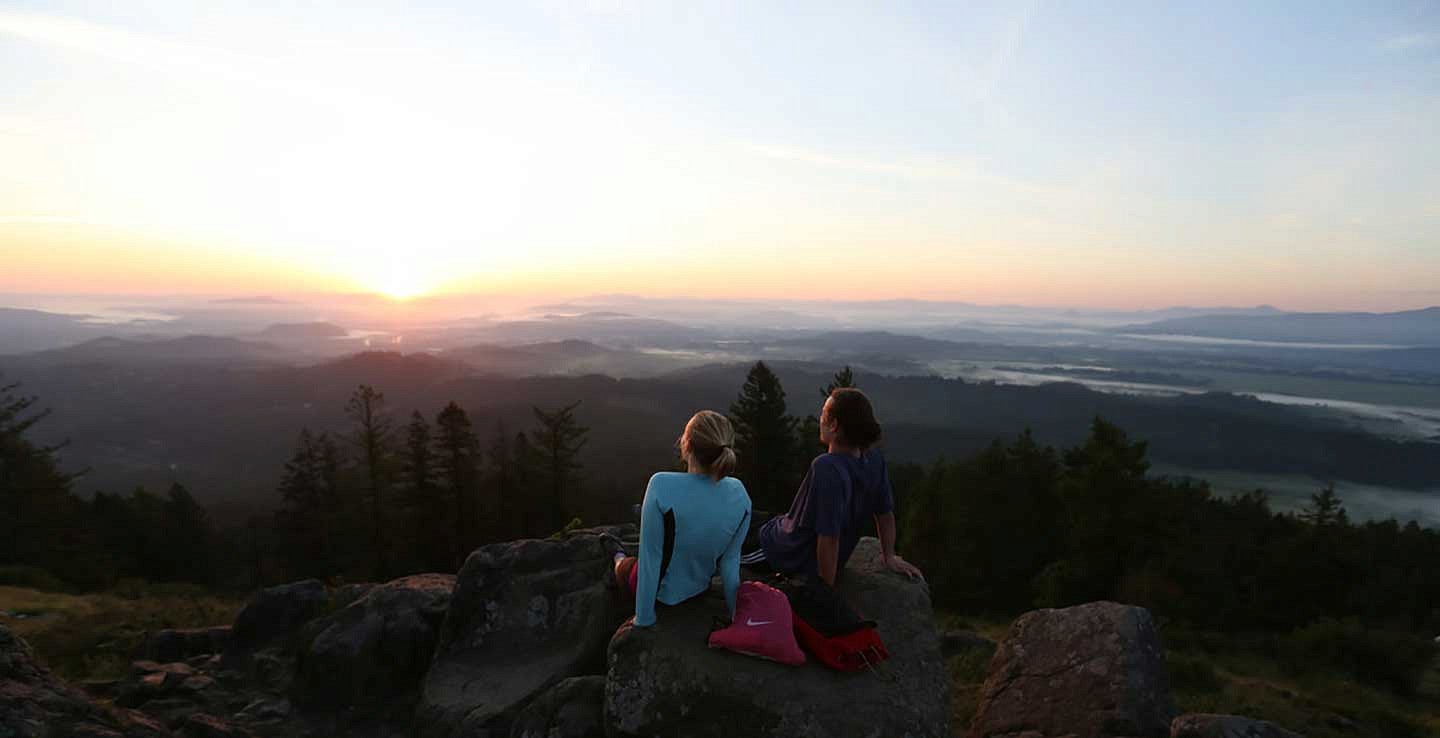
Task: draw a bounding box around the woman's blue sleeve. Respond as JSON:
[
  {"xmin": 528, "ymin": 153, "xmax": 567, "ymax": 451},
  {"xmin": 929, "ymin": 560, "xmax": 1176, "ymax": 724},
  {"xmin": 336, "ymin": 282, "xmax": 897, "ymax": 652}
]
[{"xmin": 633, "ymin": 476, "xmax": 665, "ymax": 627}]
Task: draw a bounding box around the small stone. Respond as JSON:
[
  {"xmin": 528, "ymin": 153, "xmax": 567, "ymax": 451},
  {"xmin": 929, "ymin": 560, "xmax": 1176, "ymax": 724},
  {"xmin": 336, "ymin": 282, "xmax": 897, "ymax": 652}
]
[
  {"xmin": 1171, "ymin": 713, "xmax": 1305, "ymax": 738},
  {"xmin": 179, "ymin": 675, "xmax": 215, "ymax": 692},
  {"xmin": 181, "ymin": 713, "xmax": 252, "ymax": 738},
  {"xmin": 237, "ymin": 696, "xmax": 292, "ymax": 721}
]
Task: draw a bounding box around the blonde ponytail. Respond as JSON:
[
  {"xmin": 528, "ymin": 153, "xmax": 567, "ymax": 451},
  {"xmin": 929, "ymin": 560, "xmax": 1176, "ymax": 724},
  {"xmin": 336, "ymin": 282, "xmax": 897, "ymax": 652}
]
[{"xmin": 680, "ymin": 410, "xmax": 737, "ymax": 481}]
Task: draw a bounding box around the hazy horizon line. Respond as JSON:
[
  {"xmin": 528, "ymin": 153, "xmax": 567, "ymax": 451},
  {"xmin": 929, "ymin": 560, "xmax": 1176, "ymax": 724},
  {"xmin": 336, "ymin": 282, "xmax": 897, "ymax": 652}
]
[{"xmin": 3, "ymin": 290, "xmax": 1439, "ymax": 317}]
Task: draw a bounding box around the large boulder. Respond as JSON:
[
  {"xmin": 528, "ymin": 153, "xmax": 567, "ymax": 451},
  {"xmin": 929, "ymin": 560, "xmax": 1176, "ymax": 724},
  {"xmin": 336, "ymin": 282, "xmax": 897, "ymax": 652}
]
[
  {"xmin": 969, "ymin": 601, "xmax": 1177, "ymax": 738},
  {"xmin": 509, "ymin": 676, "xmax": 606, "ymax": 738},
  {"xmin": 417, "ymin": 531, "xmax": 628, "ymax": 738},
  {"xmin": 604, "ymin": 537, "xmax": 949, "ymax": 738},
  {"xmin": 294, "ymin": 573, "xmax": 456, "ymax": 709},
  {"xmin": 0, "ymin": 624, "xmax": 174, "ymax": 738},
  {"xmin": 1170, "ymin": 714, "xmax": 1304, "ymax": 738},
  {"xmin": 223, "ymin": 579, "xmax": 328, "ymax": 667}
]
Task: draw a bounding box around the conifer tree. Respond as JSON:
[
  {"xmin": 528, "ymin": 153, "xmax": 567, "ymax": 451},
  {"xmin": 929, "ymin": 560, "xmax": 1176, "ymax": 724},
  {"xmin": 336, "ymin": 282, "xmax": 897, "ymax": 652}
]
[
  {"xmin": 730, "ymin": 362, "xmax": 799, "ymax": 513},
  {"xmin": 161, "ymin": 482, "xmax": 214, "ymax": 584},
  {"xmin": 825, "ymin": 366, "xmax": 856, "ymax": 396},
  {"xmin": 434, "ymin": 402, "xmax": 480, "ymax": 567},
  {"xmin": 486, "ymin": 421, "xmax": 517, "ymax": 540},
  {"xmin": 529, "ymin": 402, "xmax": 589, "ymax": 535},
  {"xmin": 276, "ymin": 429, "xmax": 329, "ymax": 578},
  {"xmin": 1300, "ymin": 483, "xmax": 1348, "ymax": 527},
  {"xmin": 0, "ymin": 375, "xmax": 88, "ymax": 583},
  {"xmin": 400, "ymin": 411, "xmax": 446, "ymax": 571},
  {"xmin": 346, "ymin": 385, "xmax": 394, "ymax": 580},
  {"xmin": 511, "ymin": 431, "xmax": 539, "ymax": 536}
]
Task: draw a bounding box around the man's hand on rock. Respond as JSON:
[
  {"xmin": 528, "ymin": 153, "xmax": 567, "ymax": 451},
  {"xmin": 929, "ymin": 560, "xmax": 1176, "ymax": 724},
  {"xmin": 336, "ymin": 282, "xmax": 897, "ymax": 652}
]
[{"xmin": 882, "ymin": 554, "xmax": 924, "ymax": 580}]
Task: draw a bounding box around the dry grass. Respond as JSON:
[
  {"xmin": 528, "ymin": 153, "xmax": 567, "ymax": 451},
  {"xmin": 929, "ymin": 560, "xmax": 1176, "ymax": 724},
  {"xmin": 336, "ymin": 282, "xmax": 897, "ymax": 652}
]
[{"xmin": 0, "ymin": 585, "xmax": 243, "ymax": 681}]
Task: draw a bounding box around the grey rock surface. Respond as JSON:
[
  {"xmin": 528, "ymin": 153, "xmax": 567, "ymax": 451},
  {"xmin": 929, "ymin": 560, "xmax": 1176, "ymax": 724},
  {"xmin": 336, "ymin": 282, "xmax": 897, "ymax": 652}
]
[
  {"xmin": 509, "ymin": 675, "xmax": 606, "ymax": 738},
  {"xmin": 294, "ymin": 573, "xmax": 455, "ymax": 709},
  {"xmin": 417, "ymin": 531, "xmax": 627, "ymax": 738},
  {"xmin": 968, "ymin": 601, "xmax": 1177, "ymax": 738}
]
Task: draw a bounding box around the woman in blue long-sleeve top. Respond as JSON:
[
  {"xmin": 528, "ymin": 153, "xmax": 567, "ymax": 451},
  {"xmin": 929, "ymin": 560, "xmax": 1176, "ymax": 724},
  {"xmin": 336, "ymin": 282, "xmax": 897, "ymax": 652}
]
[{"xmin": 613, "ymin": 410, "xmax": 752, "ymax": 627}]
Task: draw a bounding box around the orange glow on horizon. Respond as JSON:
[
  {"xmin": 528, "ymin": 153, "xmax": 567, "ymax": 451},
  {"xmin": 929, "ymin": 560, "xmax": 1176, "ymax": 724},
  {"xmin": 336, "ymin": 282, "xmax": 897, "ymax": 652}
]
[{"xmin": 3, "ymin": 220, "xmax": 1437, "ymax": 313}]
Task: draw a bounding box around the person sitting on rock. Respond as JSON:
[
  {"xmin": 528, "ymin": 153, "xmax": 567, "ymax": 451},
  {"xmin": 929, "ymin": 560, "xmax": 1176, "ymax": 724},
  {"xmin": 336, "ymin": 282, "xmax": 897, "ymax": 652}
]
[
  {"xmin": 613, "ymin": 410, "xmax": 752, "ymax": 627},
  {"xmin": 740, "ymin": 388, "xmax": 923, "ymax": 586}
]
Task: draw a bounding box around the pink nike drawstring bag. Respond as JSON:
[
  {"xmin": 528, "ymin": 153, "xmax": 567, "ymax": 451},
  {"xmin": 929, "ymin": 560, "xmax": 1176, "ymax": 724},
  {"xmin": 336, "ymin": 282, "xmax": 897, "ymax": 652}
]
[{"xmin": 707, "ymin": 580, "xmax": 805, "ymax": 665}]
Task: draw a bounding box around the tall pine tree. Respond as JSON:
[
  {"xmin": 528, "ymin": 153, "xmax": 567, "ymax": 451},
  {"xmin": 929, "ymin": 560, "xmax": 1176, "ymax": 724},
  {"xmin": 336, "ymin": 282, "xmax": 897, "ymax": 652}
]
[
  {"xmin": 486, "ymin": 421, "xmax": 518, "ymax": 541},
  {"xmin": 346, "ymin": 385, "xmax": 394, "ymax": 580},
  {"xmin": 529, "ymin": 402, "xmax": 589, "ymax": 535},
  {"xmin": 1300, "ymin": 483, "xmax": 1348, "ymax": 527},
  {"xmin": 276, "ymin": 429, "xmax": 334, "ymax": 579},
  {"xmin": 434, "ymin": 402, "xmax": 480, "ymax": 568},
  {"xmin": 729, "ymin": 362, "xmax": 799, "ymax": 513},
  {"xmin": 400, "ymin": 411, "xmax": 446, "ymax": 572},
  {"xmin": 0, "ymin": 375, "xmax": 91, "ymax": 586},
  {"xmin": 161, "ymin": 482, "xmax": 214, "ymax": 584}
]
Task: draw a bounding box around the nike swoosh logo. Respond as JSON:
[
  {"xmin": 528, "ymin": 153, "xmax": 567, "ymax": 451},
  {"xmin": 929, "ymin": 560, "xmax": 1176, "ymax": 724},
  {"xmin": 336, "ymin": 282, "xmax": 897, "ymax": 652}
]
[{"xmin": 746, "ymin": 619, "xmax": 774, "ymax": 627}]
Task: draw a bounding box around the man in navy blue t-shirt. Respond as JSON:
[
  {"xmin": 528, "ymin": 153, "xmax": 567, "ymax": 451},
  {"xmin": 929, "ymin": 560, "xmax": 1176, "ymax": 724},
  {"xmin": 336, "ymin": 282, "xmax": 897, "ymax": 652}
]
[{"xmin": 750, "ymin": 388, "xmax": 923, "ymax": 586}]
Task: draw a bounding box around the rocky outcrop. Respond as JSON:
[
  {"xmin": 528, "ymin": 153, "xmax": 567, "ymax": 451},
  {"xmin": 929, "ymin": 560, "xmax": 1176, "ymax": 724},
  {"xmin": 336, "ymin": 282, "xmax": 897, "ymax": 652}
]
[
  {"xmin": 1, "ymin": 624, "xmax": 175, "ymax": 738},
  {"xmin": 604, "ymin": 537, "xmax": 949, "ymax": 738},
  {"xmin": 223, "ymin": 579, "xmax": 328, "ymax": 668},
  {"xmin": 1170, "ymin": 714, "xmax": 1305, "ymax": 738},
  {"xmin": 509, "ymin": 676, "xmax": 606, "ymax": 738},
  {"xmin": 968, "ymin": 601, "xmax": 1177, "ymax": 738},
  {"xmin": 294, "ymin": 573, "xmax": 455, "ymax": 710},
  {"xmin": 417, "ymin": 531, "xmax": 628, "ymax": 738},
  {"xmin": 10, "ymin": 522, "xmax": 1311, "ymax": 738}
]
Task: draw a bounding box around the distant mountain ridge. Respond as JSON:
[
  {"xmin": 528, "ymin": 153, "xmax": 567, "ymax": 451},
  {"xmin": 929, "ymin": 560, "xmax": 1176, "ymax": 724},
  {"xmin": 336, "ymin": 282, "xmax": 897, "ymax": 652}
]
[
  {"xmin": 0, "ymin": 307, "xmax": 107, "ymax": 354},
  {"xmin": 11, "ymin": 335, "xmax": 288, "ymax": 366},
  {"xmin": 1122, "ymin": 307, "xmax": 1440, "ymax": 346}
]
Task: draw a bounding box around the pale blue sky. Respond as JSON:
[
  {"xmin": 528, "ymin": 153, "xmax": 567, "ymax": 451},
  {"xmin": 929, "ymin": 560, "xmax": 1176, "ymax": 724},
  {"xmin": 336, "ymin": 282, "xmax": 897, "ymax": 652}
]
[{"xmin": 2, "ymin": 1, "xmax": 1438, "ymax": 308}]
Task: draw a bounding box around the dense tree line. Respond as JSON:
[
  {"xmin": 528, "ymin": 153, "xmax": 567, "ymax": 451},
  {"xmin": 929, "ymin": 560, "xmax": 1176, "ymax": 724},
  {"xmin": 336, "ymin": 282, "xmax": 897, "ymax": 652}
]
[
  {"xmin": 265, "ymin": 386, "xmax": 591, "ymax": 583},
  {"xmin": 899, "ymin": 419, "xmax": 1440, "ymax": 631},
  {"xmin": 898, "ymin": 420, "xmax": 1440, "ymax": 689},
  {"xmin": 0, "ymin": 374, "xmax": 595, "ymax": 588},
  {"xmin": 1, "ymin": 375, "xmax": 221, "ymax": 589}
]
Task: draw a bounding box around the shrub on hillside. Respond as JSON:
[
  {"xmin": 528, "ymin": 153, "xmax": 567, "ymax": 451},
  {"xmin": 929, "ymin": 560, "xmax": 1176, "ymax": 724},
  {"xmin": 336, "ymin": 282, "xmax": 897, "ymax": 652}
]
[
  {"xmin": 1166, "ymin": 652, "xmax": 1223, "ymax": 695},
  {"xmin": 108, "ymin": 578, "xmax": 212, "ymax": 600},
  {"xmin": 0, "ymin": 565, "xmax": 69, "ymax": 592},
  {"xmin": 1281, "ymin": 617, "xmax": 1438, "ymax": 695}
]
